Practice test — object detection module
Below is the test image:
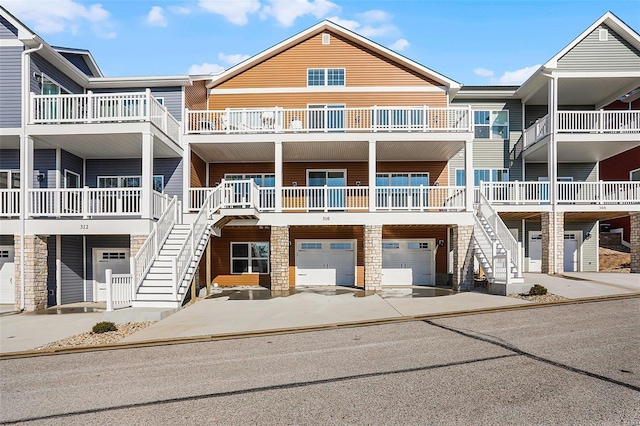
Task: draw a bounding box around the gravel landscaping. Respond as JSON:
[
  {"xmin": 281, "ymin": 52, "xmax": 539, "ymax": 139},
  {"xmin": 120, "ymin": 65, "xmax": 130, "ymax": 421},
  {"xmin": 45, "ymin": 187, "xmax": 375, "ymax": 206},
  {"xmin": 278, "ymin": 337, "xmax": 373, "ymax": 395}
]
[
  {"xmin": 508, "ymin": 293, "xmax": 569, "ymax": 303},
  {"xmin": 34, "ymin": 322, "xmax": 156, "ymax": 351}
]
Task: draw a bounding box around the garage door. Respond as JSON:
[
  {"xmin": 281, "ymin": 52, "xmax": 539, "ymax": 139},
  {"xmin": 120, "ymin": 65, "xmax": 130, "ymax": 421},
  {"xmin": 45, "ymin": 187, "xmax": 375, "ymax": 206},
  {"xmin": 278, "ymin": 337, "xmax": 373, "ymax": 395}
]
[
  {"xmin": 94, "ymin": 249, "xmax": 130, "ymax": 302},
  {"xmin": 382, "ymin": 240, "xmax": 434, "ymax": 286},
  {"xmin": 296, "ymin": 241, "xmax": 355, "ymax": 286},
  {"xmin": 0, "ymin": 246, "xmax": 15, "ymax": 304}
]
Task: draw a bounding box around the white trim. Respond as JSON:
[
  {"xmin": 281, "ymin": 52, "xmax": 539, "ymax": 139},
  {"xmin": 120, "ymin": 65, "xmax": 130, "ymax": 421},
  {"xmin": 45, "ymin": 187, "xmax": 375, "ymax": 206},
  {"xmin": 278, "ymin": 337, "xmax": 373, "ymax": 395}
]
[
  {"xmin": 230, "ymin": 241, "xmax": 270, "ymax": 275},
  {"xmin": 63, "ymin": 169, "xmax": 81, "ymax": 188},
  {"xmin": 40, "ymin": 73, "xmax": 72, "ymax": 95},
  {"xmin": 0, "ymin": 38, "xmax": 24, "ymax": 47},
  {"xmin": 87, "ymin": 76, "xmax": 191, "ymax": 89},
  {"xmin": 56, "ymin": 234, "xmax": 61, "ymax": 306},
  {"xmin": 306, "ymin": 168, "xmax": 347, "ymax": 186},
  {"xmin": 630, "ymin": 167, "xmax": 640, "ymax": 181},
  {"xmin": 549, "ymin": 71, "xmax": 640, "ymax": 78},
  {"xmin": 209, "ymin": 86, "xmax": 446, "ymax": 95},
  {"xmin": 295, "ymin": 239, "xmax": 357, "ymax": 286}
]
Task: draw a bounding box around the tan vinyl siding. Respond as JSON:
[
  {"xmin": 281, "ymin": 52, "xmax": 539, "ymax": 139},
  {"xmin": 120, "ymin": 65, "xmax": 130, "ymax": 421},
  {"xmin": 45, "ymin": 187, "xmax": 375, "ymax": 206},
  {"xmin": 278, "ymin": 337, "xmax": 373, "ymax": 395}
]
[
  {"xmin": 377, "ymin": 161, "xmax": 448, "ymax": 186},
  {"xmin": 191, "ymin": 151, "xmax": 206, "ymax": 187},
  {"xmin": 558, "ymin": 24, "xmax": 640, "ymax": 71},
  {"xmin": 283, "ymin": 162, "xmax": 366, "ymax": 186},
  {"xmin": 382, "ymin": 226, "xmax": 448, "ymax": 274},
  {"xmin": 209, "ymin": 92, "xmax": 447, "ymax": 110},
  {"xmin": 185, "ymin": 80, "xmax": 208, "ymax": 110},
  {"xmin": 216, "ymin": 31, "xmax": 442, "ymax": 89}
]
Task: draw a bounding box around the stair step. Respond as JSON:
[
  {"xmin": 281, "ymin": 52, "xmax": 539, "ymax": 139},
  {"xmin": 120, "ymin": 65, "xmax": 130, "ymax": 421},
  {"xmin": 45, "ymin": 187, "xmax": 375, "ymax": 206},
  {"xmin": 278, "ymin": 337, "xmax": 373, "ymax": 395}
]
[
  {"xmin": 131, "ymin": 300, "xmax": 181, "ymax": 309},
  {"xmin": 134, "ymin": 293, "xmax": 184, "ymax": 301}
]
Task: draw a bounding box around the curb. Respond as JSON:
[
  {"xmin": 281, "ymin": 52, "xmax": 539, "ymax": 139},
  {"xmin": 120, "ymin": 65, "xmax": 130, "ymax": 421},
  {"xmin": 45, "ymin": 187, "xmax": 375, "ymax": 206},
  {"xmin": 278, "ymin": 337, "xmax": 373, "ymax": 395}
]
[{"xmin": 1, "ymin": 292, "xmax": 638, "ymax": 360}]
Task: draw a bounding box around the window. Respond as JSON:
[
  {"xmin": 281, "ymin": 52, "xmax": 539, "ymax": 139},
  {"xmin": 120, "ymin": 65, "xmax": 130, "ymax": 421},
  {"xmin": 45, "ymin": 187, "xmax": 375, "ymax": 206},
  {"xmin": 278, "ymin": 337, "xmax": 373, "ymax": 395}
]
[
  {"xmin": 455, "ymin": 169, "xmax": 509, "ymax": 186},
  {"xmin": 376, "ymin": 173, "xmax": 429, "ymax": 186},
  {"xmin": 231, "ymin": 242, "xmax": 269, "ymax": 274},
  {"xmin": 408, "ymin": 242, "xmax": 430, "ymax": 249},
  {"xmin": 631, "ymin": 168, "xmax": 640, "ymax": 181},
  {"xmin": 473, "ymin": 110, "xmax": 508, "ymax": 139},
  {"xmin": 322, "ymin": 33, "xmax": 331, "ymax": 45},
  {"xmin": 41, "ymin": 76, "xmax": 71, "ymax": 95},
  {"xmin": 0, "ymin": 170, "xmax": 20, "ymax": 189},
  {"xmin": 307, "ymin": 68, "xmax": 345, "ymax": 86},
  {"xmin": 382, "ymin": 242, "xmax": 400, "ymax": 250},
  {"xmin": 98, "ymin": 175, "xmax": 164, "ymax": 192},
  {"xmin": 102, "ymin": 252, "xmax": 126, "ymax": 260},
  {"xmin": 64, "ymin": 170, "xmax": 81, "ymax": 189},
  {"xmin": 330, "ymin": 242, "xmax": 352, "ymax": 250},
  {"xmin": 225, "ymin": 173, "xmax": 275, "ymax": 187},
  {"xmin": 300, "ymin": 242, "xmax": 322, "ymax": 250}
]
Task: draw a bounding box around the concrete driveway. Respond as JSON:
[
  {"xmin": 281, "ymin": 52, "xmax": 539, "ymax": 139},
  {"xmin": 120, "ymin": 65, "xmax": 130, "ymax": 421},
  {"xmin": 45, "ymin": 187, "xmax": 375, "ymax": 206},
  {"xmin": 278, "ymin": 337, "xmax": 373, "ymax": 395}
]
[{"xmin": 524, "ymin": 272, "xmax": 640, "ymax": 298}]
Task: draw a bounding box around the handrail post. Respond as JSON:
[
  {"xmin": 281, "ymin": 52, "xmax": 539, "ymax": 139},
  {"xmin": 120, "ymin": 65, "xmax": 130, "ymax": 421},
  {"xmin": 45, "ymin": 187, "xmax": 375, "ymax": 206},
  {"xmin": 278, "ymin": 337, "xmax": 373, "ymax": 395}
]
[
  {"xmin": 130, "ymin": 257, "xmax": 137, "ymax": 301},
  {"xmin": 172, "ymin": 257, "xmax": 178, "ymax": 298},
  {"xmin": 29, "ymin": 92, "xmax": 35, "ymax": 124},
  {"xmin": 324, "ymin": 185, "xmax": 329, "ymax": 212},
  {"xmin": 145, "ymin": 88, "xmax": 152, "ymax": 121},
  {"xmin": 87, "ymin": 90, "xmax": 94, "ymax": 123},
  {"xmin": 506, "ymin": 250, "xmax": 512, "ymax": 284},
  {"xmin": 105, "ymin": 269, "xmax": 113, "ymax": 311},
  {"xmin": 82, "ymin": 186, "xmax": 89, "ymax": 219},
  {"xmin": 373, "ymin": 105, "xmax": 378, "ymax": 132},
  {"xmin": 517, "ymin": 242, "xmax": 523, "ymax": 278}
]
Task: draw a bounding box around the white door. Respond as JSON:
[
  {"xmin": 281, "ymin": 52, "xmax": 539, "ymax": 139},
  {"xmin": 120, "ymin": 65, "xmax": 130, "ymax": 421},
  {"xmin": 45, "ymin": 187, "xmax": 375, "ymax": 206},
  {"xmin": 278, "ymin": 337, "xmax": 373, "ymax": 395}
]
[
  {"xmin": 382, "ymin": 240, "xmax": 434, "ymax": 286},
  {"xmin": 528, "ymin": 232, "xmax": 542, "ymax": 272},
  {"xmin": 564, "ymin": 233, "xmax": 579, "ymax": 272},
  {"xmin": 0, "ymin": 246, "xmax": 15, "ymax": 304},
  {"xmin": 296, "ymin": 241, "xmax": 355, "ymax": 286},
  {"xmin": 94, "ymin": 249, "xmax": 130, "ymax": 302}
]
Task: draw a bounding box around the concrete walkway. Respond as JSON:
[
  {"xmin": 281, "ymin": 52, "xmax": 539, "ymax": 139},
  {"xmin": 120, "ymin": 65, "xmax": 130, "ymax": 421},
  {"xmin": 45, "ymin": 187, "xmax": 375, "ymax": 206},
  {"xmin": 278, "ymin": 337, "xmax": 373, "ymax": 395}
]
[{"xmin": 1, "ymin": 273, "xmax": 638, "ymax": 354}]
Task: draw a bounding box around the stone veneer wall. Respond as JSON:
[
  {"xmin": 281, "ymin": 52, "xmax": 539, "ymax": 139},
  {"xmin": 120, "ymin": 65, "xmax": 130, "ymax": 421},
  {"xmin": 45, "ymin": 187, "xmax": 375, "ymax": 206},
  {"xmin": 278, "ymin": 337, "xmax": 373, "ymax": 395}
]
[
  {"xmin": 13, "ymin": 235, "xmax": 48, "ymax": 311},
  {"xmin": 452, "ymin": 225, "xmax": 474, "ymax": 291},
  {"xmin": 541, "ymin": 212, "xmax": 564, "ymax": 274},
  {"xmin": 631, "ymin": 213, "xmax": 640, "ymax": 273},
  {"xmin": 364, "ymin": 225, "xmax": 382, "ymax": 291},
  {"xmin": 130, "ymin": 235, "xmax": 148, "ymax": 258},
  {"xmin": 270, "ymin": 226, "xmax": 289, "ymax": 291}
]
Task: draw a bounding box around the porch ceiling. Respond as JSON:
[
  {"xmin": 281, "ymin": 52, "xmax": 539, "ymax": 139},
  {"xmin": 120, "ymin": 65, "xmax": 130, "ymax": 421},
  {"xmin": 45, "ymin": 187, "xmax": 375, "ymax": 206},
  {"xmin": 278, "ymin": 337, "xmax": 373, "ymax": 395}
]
[
  {"xmin": 377, "ymin": 140, "xmax": 464, "ymax": 161},
  {"xmin": 499, "ymin": 211, "xmax": 631, "ymax": 222},
  {"xmin": 524, "ymin": 138, "xmax": 639, "ymax": 162},
  {"xmin": 31, "ymin": 134, "xmax": 179, "ymax": 159},
  {"xmin": 192, "ymin": 142, "xmax": 275, "ymax": 163},
  {"xmin": 525, "ymin": 76, "xmax": 640, "ymax": 106}
]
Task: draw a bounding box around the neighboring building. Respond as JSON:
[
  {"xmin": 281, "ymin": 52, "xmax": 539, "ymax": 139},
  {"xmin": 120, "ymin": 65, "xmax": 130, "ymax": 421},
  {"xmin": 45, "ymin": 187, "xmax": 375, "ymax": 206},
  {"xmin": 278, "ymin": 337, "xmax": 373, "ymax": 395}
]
[{"xmin": 0, "ymin": 6, "xmax": 638, "ymax": 311}]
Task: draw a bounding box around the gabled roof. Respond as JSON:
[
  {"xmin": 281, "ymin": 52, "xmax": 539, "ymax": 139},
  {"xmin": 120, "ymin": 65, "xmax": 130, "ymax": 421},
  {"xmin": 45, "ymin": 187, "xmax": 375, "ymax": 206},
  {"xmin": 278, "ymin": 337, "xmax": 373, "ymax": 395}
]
[
  {"xmin": 52, "ymin": 46, "xmax": 103, "ymax": 78},
  {"xmin": 205, "ymin": 20, "xmax": 461, "ymax": 96}
]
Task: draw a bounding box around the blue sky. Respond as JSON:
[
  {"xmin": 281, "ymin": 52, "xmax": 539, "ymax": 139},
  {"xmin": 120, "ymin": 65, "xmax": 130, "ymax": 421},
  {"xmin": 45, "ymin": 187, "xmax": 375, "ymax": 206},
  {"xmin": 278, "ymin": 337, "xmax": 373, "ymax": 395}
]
[{"xmin": 2, "ymin": 0, "xmax": 639, "ymax": 84}]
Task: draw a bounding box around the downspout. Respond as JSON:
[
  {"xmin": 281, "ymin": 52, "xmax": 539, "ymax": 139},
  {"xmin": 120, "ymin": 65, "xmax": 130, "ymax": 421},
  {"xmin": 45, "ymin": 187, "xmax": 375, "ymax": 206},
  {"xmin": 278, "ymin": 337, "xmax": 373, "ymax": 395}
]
[{"xmin": 20, "ymin": 43, "xmax": 43, "ymax": 310}]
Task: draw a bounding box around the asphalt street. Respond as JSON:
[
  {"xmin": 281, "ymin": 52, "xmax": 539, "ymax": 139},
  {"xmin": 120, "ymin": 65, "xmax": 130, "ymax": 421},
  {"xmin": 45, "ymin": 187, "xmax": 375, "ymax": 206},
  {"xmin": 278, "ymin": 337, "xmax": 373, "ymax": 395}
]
[{"xmin": 1, "ymin": 298, "xmax": 638, "ymax": 425}]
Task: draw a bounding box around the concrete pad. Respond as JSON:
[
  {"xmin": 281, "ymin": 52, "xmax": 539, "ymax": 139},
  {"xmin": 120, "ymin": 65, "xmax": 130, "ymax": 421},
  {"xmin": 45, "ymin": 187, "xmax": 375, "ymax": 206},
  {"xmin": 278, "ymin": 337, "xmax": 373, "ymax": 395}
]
[
  {"xmin": 523, "ymin": 273, "xmax": 639, "ymax": 299},
  {"xmin": 122, "ymin": 291, "xmax": 402, "ymax": 343},
  {"xmin": 0, "ymin": 311, "xmax": 103, "ymax": 353},
  {"xmin": 384, "ymin": 292, "xmax": 531, "ymax": 317}
]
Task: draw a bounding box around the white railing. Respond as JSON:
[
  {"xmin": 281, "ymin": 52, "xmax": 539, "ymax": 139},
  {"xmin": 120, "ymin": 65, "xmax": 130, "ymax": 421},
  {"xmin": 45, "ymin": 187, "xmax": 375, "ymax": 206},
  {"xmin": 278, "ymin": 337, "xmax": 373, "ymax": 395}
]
[
  {"xmin": 105, "ymin": 269, "xmax": 133, "ymax": 311},
  {"xmin": 282, "ymin": 186, "xmax": 369, "ymax": 211},
  {"xmin": 0, "ymin": 189, "xmax": 20, "ymax": 216},
  {"xmin": 492, "ymin": 253, "xmax": 512, "ymax": 285},
  {"xmin": 186, "ymin": 106, "xmax": 472, "ymax": 134},
  {"xmin": 152, "ymin": 191, "xmax": 170, "ymax": 219},
  {"xmin": 375, "ymin": 186, "xmax": 466, "ymax": 211},
  {"xmin": 28, "ymin": 188, "xmax": 142, "ymax": 216},
  {"xmin": 477, "ymin": 192, "xmax": 522, "ymax": 278},
  {"xmin": 30, "ymin": 90, "xmax": 181, "ymax": 141},
  {"xmin": 523, "ymin": 114, "xmax": 550, "ymax": 148},
  {"xmin": 557, "ymin": 110, "xmax": 640, "ymax": 133},
  {"xmin": 132, "ymin": 195, "xmax": 179, "ymax": 297},
  {"xmin": 480, "ymin": 181, "xmax": 550, "ymax": 204},
  {"xmin": 474, "ymin": 213, "xmax": 511, "ymax": 285},
  {"xmin": 558, "ymin": 181, "xmax": 640, "ymax": 204}
]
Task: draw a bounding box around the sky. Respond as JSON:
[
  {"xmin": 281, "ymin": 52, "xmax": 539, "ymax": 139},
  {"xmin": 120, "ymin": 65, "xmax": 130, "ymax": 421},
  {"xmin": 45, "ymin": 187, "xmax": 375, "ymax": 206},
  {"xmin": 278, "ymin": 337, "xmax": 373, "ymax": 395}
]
[{"xmin": 2, "ymin": 0, "xmax": 639, "ymax": 85}]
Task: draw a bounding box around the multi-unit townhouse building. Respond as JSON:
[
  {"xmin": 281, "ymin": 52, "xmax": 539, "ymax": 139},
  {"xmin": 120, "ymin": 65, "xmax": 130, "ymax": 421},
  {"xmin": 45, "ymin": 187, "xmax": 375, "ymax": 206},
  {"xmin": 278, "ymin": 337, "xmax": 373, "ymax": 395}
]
[{"xmin": 0, "ymin": 7, "xmax": 638, "ymax": 311}]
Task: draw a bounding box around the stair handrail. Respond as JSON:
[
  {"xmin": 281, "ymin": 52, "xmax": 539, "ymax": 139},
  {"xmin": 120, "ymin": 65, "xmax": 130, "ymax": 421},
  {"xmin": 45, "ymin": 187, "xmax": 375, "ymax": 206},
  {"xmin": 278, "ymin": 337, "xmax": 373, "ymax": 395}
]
[
  {"xmin": 473, "ymin": 214, "xmax": 510, "ymax": 283},
  {"xmin": 477, "ymin": 190, "xmax": 522, "ymax": 277},
  {"xmin": 473, "ymin": 214, "xmax": 496, "ymax": 272},
  {"xmin": 132, "ymin": 195, "xmax": 179, "ymax": 295}
]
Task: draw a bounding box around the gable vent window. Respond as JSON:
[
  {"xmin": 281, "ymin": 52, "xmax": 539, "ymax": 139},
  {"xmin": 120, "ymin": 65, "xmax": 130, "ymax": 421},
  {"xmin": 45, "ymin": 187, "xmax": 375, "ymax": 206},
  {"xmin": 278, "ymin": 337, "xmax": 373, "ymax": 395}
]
[
  {"xmin": 322, "ymin": 33, "xmax": 330, "ymax": 45},
  {"xmin": 599, "ymin": 28, "xmax": 608, "ymax": 41}
]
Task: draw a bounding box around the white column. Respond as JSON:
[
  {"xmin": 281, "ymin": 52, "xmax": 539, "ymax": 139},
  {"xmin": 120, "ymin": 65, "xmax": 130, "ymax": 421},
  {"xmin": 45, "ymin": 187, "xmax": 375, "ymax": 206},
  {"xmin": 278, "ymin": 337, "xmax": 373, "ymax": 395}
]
[
  {"xmin": 368, "ymin": 140, "xmax": 376, "ymax": 212},
  {"xmin": 182, "ymin": 142, "xmax": 191, "ymax": 213},
  {"xmin": 547, "ymin": 77, "xmax": 558, "ymax": 206},
  {"xmin": 464, "ymin": 138, "xmax": 474, "ymax": 211},
  {"xmin": 141, "ymin": 132, "xmax": 154, "ymax": 219},
  {"xmin": 20, "ymin": 135, "xmax": 34, "ymax": 219},
  {"xmin": 274, "ymin": 140, "xmax": 283, "ymax": 213}
]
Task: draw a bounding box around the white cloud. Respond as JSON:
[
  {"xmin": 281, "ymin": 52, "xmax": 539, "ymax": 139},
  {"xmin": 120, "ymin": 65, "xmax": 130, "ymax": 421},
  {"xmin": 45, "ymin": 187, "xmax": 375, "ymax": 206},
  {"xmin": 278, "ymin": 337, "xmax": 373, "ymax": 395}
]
[
  {"xmin": 188, "ymin": 62, "xmax": 225, "ymax": 74},
  {"xmin": 218, "ymin": 52, "xmax": 251, "ymax": 65},
  {"xmin": 474, "ymin": 68, "xmax": 494, "ymax": 78},
  {"xmin": 1, "ymin": 0, "xmax": 116, "ymax": 38},
  {"xmin": 261, "ymin": 0, "xmax": 339, "ymax": 27},
  {"xmin": 326, "ymin": 16, "xmax": 360, "ymax": 31},
  {"xmin": 146, "ymin": 6, "xmax": 167, "ymax": 27},
  {"xmin": 356, "ymin": 9, "xmax": 389, "ymax": 23},
  {"xmin": 390, "ymin": 38, "xmax": 409, "ymax": 51},
  {"xmin": 496, "ymin": 64, "xmax": 541, "ymax": 84},
  {"xmin": 169, "ymin": 5, "xmax": 192, "ymax": 15},
  {"xmin": 327, "ymin": 9, "xmax": 398, "ymax": 38},
  {"xmin": 198, "ymin": 0, "xmax": 261, "ymax": 25}
]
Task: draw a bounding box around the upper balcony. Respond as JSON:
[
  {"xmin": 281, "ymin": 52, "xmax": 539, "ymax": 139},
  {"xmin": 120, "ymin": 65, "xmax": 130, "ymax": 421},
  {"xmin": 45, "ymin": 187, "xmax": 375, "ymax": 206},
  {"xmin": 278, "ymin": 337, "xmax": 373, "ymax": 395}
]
[
  {"xmin": 28, "ymin": 91, "xmax": 181, "ymax": 143},
  {"xmin": 185, "ymin": 106, "xmax": 472, "ymax": 135},
  {"xmin": 523, "ymin": 110, "xmax": 640, "ymax": 162}
]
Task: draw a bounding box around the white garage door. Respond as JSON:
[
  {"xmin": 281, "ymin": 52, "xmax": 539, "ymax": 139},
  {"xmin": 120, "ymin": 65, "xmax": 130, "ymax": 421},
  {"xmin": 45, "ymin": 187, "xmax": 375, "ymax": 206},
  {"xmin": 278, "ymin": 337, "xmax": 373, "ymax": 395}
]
[
  {"xmin": 528, "ymin": 232, "xmax": 542, "ymax": 273},
  {"xmin": 94, "ymin": 249, "xmax": 130, "ymax": 302},
  {"xmin": 382, "ymin": 240, "xmax": 434, "ymax": 286},
  {"xmin": 564, "ymin": 233, "xmax": 579, "ymax": 272},
  {"xmin": 296, "ymin": 241, "xmax": 355, "ymax": 286},
  {"xmin": 0, "ymin": 246, "xmax": 15, "ymax": 304}
]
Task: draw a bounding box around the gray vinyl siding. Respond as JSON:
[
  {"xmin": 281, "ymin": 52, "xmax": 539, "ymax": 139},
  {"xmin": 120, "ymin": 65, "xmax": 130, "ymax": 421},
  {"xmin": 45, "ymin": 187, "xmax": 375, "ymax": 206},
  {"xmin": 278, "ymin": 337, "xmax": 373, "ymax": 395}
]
[
  {"xmin": 0, "ymin": 46, "xmax": 23, "ymax": 128},
  {"xmin": 557, "ymin": 24, "xmax": 640, "ymax": 72},
  {"xmin": 61, "ymin": 150, "xmax": 83, "ymax": 187},
  {"xmin": 47, "ymin": 236, "xmax": 57, "ymax": 306},
  {"xmin": 0, "ymin": 15, "xmax": 19, "ymax": 38},
  {"xmin": 157, "ymin": 158, "xmax": 182, "ymax": 201},
  {"xmin": 92, "ymin": 87, "xmax": 183, "ymax": 120},
  {"xmin": 34, "ymin": 149, "xmax": 56, "ymax": 189},
  {"xmin": 0, "ymin": 235, "xmax": 14, "ymax": 245},
  {"xmin": 59, "ymin": 52, "xmax": 93, "ymax": 77},
  {"xmin": 60, "ymin": 235, "xmax": 84, "ymax": 304},
  {"xmin": 525, "ymin": 163, "xmax": 597, "ymax": 182},
  {"xmin": 0, "ymin": 149, "xmax": 19, "ymax": 169},
  {"xmin": 30, "ymin": 53, "xmax": 83, "ymax": 95},
  {"xmin": 85, "ymin": 235, "xmax": 130, "ymax": 301},
  {"xmin": 566, "ymin": 222, "xmax": 598, "ymax": 272}
]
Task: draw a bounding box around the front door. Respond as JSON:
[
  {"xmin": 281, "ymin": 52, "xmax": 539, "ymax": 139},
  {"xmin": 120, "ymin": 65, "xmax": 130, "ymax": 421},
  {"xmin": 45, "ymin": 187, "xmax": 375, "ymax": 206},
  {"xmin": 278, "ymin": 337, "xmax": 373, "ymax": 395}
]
[
  {"xmin": 0, "ymin": 246, "xmax": 15, "ymax": 304},
  {"xmin": 308, "ymin": 104, "xmax": 345, "ymax": 131},
  {"xmin": 528, "ymin": 232, "xmax": 542, "ymax": 272},
  {"xmin": 564, "ymin": 233, "xmax": 579, "ymax": 272},
  {"xmin": 94, "ymin": 249, "xmax": 130, "ymax": 302},
  {"xmin": 307, "ymin": 170, "xmax": 346, "ymax": 210}
]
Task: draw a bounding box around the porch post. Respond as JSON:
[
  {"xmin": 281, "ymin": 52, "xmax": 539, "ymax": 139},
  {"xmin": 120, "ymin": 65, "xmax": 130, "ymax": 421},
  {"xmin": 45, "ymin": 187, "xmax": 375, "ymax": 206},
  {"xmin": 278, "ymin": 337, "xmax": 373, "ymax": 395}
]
[
  {"xmin": 20, "ymin": 135, "xmax": 34, "ymax": 220},
  {"xmin": 141, "ymin": 132, "xmax": 153, "ymax": 219},
  {"xmin": 630, "ymin": 212, "xmax": 640, "ymax": 274},
  {"xmin": 464, "ymin": 138, "xmax": 474, "ymax": 211},
  {"xmin": 368, "ymin": 140, "xmax": 376, "ymax": 212},
  {"xmin": 183, "ymin": 142, "xmax": 191, "ymax": 213},
  {"xmin": 547, "ymin": 76, "xmax": 558, "ymax": 206},
  {"xmin": 275, "ymin": 140, "xmax": 283, "ymax": 212}
]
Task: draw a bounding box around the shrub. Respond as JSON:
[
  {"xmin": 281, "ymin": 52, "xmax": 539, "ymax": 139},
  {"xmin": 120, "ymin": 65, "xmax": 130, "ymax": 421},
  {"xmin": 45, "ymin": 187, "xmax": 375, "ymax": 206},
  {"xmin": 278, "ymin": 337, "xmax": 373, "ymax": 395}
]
[
  {"xmin": 92, "ymin": 321, "xmax": 117, "ymax": 334},
  {"xmin": 529, "ymin": 284, "xmax": 548, "ymax": 296}
]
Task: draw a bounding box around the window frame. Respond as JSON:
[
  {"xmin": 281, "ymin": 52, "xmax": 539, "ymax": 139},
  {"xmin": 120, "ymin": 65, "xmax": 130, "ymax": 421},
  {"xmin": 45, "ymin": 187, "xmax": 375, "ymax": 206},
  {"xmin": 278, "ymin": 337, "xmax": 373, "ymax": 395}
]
[
  {"xmin": 473, "ymin": 110, "xmax": 509, "ymax": 140},
  {"xmin": 376, "ymin": 172, "xmax": 430, "ymax": 187},
  {"xmin": 97, "ymin": 175, "xmax": 164, "ymax": 192},
  {"xmin": 455, "ymin": 169, "xmax": 509, "ymax": 186},
  {"xmin": 64, "ymin": 169, "xmax": 81, "ymax": 188},
  {"xmin": 0, "ymin": 169, "xmax": 20, "ymax": 189},
  {"xmin": 224, "ymin": 173, "xmax": 275, "ymax": 187},
  {"xmin": 40, "ymin": 74, "xmax": 72, "ymax": 95},
  {"xmin": 306, "ymin": 68, "xmax": 346, "ymax": 87},
  {"xmin": 630, "ymin": 167, "xmax": 640, "ymax": 181},
  {"xmin": 230, "ymin": 242, "xmax": 270, "ymax": 275}
]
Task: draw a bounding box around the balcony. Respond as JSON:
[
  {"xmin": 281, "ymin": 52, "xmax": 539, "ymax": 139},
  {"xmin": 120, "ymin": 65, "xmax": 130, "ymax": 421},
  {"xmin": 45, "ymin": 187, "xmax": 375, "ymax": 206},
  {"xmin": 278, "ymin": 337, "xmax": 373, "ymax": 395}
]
[
  {"xmin": 29, "ymin": 91, "xmax": 181, "ymax": 142},
  {"xmin": 188, "ymin": 181, "xmax": 467, "ymax": 212},
  {"xmin": 185, "ymin": 106, "xmax": 472, "ymax": 134}
]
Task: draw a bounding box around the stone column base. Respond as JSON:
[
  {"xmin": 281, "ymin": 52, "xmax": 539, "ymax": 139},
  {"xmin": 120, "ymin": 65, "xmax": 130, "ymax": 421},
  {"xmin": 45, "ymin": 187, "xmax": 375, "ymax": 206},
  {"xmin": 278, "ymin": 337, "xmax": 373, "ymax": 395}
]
[
  {"xmin": 452, "ymin": 225, "xmax": 474, "ymax": 291},
  {"xmin": 631, "ymin": 213, "xmax": 640, "ymax": 273},
  {"xmin": 13, "ymin": 235, "xmax": 48, "ymax": 311},
  {"xmin": 541, "ymin": 212, "xmax": 564, "ymax": 274},
  {"xmin": 270, "ymin": 226, "xmax": 289, "ymax": 291},
  {"xmin": 364, "ymin": 225, "xmax": 382, "ymax": 291}
]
